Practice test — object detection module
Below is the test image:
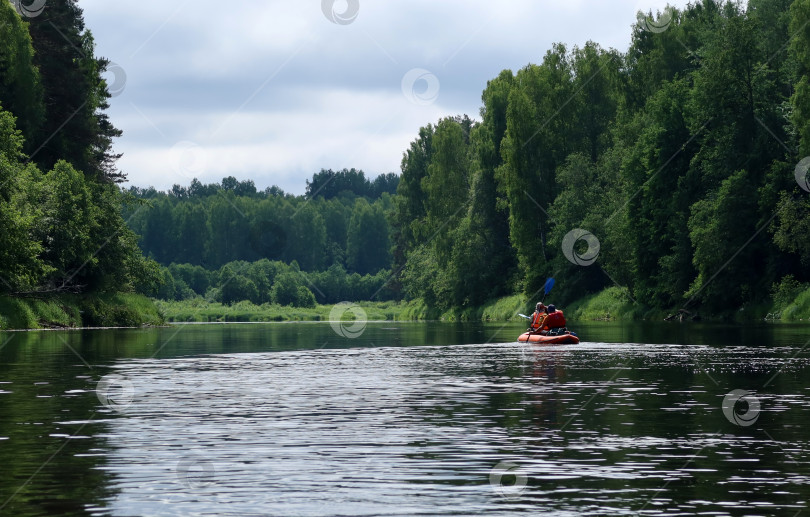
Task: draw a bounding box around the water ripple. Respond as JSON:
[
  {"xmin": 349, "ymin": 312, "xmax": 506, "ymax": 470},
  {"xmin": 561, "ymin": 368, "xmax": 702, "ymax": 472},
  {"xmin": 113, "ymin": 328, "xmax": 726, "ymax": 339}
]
[{"xmin": 85, "ymin": 340, "xmax": 810, "ymax": 515}]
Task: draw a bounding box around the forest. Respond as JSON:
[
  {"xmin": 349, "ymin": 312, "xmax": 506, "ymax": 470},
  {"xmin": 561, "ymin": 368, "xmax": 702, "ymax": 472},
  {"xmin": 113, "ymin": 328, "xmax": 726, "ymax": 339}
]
[
  {"xmin": 393, "ymin": 0, "xmax": 810, "ymax": 316},
  {"xmin": 0, "ymin": 1, "xmax": 159, "ymax": 303},
  {"xmin": 2, "ymin": 0, "xmax": 810, "ymax": 323},
  {"xmin": 125, "ymin": 170, "xmax": 398, "ymax": 305}
]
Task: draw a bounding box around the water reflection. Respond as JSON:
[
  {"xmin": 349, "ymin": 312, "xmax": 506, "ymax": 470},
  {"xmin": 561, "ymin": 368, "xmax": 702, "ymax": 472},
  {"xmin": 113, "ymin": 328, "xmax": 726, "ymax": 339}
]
[{"xmin": 0, "ymin": 322, "xmax": 808, "ymax": 516}]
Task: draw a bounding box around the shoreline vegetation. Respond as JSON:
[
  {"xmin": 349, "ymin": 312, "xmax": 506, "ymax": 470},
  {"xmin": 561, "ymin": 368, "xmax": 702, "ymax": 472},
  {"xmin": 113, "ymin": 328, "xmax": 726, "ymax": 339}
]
[
  {"xmin": 2, "ymin": 283, "xmax": 809, "ymax": 330},
  {"xmin": 0, "ymin": 294, "xmax": 163, "ymax": 330},
  {"xmin": 157, "ymin": 285, "xmax": 810, "ymax": 324}
]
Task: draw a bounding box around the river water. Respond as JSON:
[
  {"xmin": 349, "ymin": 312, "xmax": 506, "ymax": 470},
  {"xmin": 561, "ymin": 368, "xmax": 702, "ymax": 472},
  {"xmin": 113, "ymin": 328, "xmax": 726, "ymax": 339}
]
[{"xmin": 0, "ymin": 321, "xmax": 809, "ymax": 516}]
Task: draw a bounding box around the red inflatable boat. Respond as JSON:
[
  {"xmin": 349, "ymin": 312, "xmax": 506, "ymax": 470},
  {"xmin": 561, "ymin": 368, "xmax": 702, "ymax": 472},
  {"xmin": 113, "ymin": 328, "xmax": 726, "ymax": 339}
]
[{"xmin": 518, "ymin": 330, "xmax": 580, "ymax": 344}]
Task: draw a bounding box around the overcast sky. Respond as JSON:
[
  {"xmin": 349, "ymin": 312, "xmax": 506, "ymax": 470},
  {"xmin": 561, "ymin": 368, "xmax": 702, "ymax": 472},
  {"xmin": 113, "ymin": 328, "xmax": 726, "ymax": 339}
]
[{"xmin": 79, "ymin": 0, "xmax": 692, "ymax": 194}]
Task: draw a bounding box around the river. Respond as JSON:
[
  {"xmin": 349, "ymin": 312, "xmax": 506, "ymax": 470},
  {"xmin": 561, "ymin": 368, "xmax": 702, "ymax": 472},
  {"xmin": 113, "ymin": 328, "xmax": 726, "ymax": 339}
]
[{"xmin": 0, "ymin": 321, "xmax": 808, "ymax": 516}]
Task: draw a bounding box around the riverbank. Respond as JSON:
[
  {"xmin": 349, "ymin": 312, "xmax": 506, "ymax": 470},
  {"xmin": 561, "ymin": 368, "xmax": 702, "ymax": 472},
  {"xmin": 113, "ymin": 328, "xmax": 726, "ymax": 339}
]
[
  {"xmin": 6, "ymin": 284, "xmax": 808, "ymax": 330},
  {"xmin": 401, "ymin": 284, "xmax": 810, "ymax": 323},
  {"xmin": 157, "ymin": 299, "xmax": 406, "ymax": 323},
  {"xmin": 155, "ymin": 286, "xmax": 810, "ymax": 324},
  {"xmin": 0, "ymin": 293, "xmax": 164, "ymax": 330},
  {"xmin": 562, "ymin": 285, "xmax": 810, "ymax": 322},
  {"xmin": 157, "ymin": 295, "xmax": 536, "ymax": 323}
]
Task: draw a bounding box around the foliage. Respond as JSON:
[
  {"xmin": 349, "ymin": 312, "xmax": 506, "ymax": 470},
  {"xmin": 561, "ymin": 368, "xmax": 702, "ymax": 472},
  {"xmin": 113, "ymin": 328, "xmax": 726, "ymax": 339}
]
[
  {"xmin": 126, "ymin": 178, "xmax": 395, "ymax": 275},
  {"xmin": 148, "ymin": 258, "xmax": 394, "ymax": 308},
  {"xmin": 771, "ymin": 275, "xmax": 810, "ymax": 308},
  {"xmin": 0, "ymin": 2, "xmax": 162, "ymax": 325},
  {"xmin": 305, "ymin": 168, "xmax": 399, "ymax": 199},
  {"xmin": 0, "ymin": 293, "xmax": 163, "ymax": 330},
  {"xmin": 25, "ymin": 0, "xmax": 124, "ymax": 181},
  {"xmin": 156, "ymin": 299, "xmax": 406, "ymax": 323},
  {"xmin": 780, "ymin": 287, "xmax": 810, "ymax": 320},
  {"xmin": 564, "ymin": 287, "xmax": 642, "ymax": 321},
  {"xmin": 0, "ymin": 2, "xmax": 44, "ymax": 145},
  {"xmin": 388, "ymin": 0, "xmax": 810, "ymax": 316}
]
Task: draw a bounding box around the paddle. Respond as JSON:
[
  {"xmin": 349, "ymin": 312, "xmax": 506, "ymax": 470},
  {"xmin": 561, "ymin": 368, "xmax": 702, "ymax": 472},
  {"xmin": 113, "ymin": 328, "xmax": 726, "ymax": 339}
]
[{"xmin": 541, "ymin": 278, "xmax": 555, "ymax": 302}]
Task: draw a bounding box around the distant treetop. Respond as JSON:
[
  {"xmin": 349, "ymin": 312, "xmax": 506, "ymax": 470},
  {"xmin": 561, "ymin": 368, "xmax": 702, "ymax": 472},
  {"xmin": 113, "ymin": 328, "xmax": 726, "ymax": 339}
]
[
  {"xmin": 128, "ymin": 170, "xmax": 399, "ymax": 200},
  {"xmin": 305, "ymin": 168, "xmax": 399, "ymax": 199}
]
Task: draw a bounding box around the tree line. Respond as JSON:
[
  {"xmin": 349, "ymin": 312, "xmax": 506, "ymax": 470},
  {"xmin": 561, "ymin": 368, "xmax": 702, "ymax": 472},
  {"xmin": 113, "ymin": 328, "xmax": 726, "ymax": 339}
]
[
  {"xmin": 126, "ymin": 172, "xmax": 398, "ymax": 306},
  {"xmin": 0, "ymin": 0, "xmax": 157, "ymax": 297},
  {"xmin": 153, "ymin": 260, "xmax": 396, "ymax": 306},
  {"xmin": 392, "ymin": 0, "xmax": 810, "ymax": 314},
  {"xmin": 125, "ymin": 174, "xmax": 395, "ymax": 275}
]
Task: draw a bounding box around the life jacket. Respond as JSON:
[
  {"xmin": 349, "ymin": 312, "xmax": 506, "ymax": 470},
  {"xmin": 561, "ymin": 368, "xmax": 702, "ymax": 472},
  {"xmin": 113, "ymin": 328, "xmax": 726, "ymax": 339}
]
[
  {"xmin": 542, "ymin": 310, "xmax": 566, "ymax": 330},
  {"xmin": 530, "ymin": 311, "xmax": 545, "ymax": 330}
]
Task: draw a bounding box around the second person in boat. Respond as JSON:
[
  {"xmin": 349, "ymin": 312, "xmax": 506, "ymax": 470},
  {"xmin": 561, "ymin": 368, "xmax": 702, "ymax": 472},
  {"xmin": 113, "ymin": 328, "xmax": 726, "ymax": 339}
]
[{"xmin": 539, "ymin": 304, "xmax": 566, "ymax": 334}]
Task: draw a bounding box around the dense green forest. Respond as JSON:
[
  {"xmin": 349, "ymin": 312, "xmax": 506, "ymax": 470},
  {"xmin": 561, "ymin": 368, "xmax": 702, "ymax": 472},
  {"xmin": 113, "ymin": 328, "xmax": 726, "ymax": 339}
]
[
  {"xmin": 391, "ymin": 0, "xmax": 810, "ymax": 316},
  {"xmin": 0, "ymin": 0, "xmax": 159, "ymax": 307},
  {"xmin": 125, "ymin": 169, "xmax": 399, "ymax": 305},
  {"xmin": 3, "ymin": 0, "xmax": 810, "ymax": 324}
]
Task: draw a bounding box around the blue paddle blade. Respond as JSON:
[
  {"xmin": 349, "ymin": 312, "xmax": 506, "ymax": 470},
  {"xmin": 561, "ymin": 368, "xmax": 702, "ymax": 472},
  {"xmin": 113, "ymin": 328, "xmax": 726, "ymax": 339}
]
[{"xmin": 544, "ymin": 278, "xmax": 556, "ymax": 295}]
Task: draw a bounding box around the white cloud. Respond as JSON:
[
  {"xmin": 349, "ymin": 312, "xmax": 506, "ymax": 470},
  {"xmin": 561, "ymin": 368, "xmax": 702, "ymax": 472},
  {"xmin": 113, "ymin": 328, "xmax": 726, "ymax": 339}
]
[
  {"xmin": 115, "ymin": 87, "xmax": 444, "ymax": 192},
  {"xmin": 79, "ymin": 0, "xmax": 697, "ymax": 194}
]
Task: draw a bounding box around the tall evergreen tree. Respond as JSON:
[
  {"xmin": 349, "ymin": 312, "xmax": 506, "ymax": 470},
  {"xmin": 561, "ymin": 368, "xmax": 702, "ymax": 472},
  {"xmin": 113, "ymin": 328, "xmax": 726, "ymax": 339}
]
[{"xmin": 26, "ymin": 0, "xmax": 123, "ymax": 181}]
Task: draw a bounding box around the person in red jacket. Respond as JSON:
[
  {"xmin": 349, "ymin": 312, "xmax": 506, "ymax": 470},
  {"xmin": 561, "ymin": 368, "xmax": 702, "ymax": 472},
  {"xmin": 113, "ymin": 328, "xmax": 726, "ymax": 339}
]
[
  {"xmin": 529, "ymin": 302, "xmax": 546, "ymax": 332},
  {"xmin": 541, "ymin": 305, "xmax": 566, "ymax": 333}
]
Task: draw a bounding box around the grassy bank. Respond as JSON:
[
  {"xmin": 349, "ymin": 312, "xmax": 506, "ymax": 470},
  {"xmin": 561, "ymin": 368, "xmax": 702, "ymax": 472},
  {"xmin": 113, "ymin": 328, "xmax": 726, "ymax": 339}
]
[
  {"xmin": 771, "ymin": 286, "xmax": 810, "ymax": 321},
  {"xmin": 565, "ymin": 287, "xmax": 648, "ymax": 321},
  {"xmin": 158, "ymin": 299, "xmax": 406, "ymax": 323},
  {"xmin": 156, "ymin": 292, "xmax": 623, "ymax": 324},
  {"xmin": 158, "ymin": 296, "xmax": 532, "ymax": 323},
  {"xmin": 0, "ymin": 293, "xmax": 164, "ymax": 330},
  {"xmin": 151, "ymin": 283, "xmax": 810, "ymax": 326},
  {"xmin": 563, "ymin": 285, "xmax": 810, "ymax": 322}
]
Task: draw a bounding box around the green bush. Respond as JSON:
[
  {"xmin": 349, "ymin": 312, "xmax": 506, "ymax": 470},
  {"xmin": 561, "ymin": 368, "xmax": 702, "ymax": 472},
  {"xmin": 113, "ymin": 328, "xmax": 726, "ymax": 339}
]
[
  {"xmin": 780, "ymin": 287, "xmax": 810, "ymax": 321},
  {"xmin": 771, "ymin": 275, "xmax": 809, "ymax": 310}
]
